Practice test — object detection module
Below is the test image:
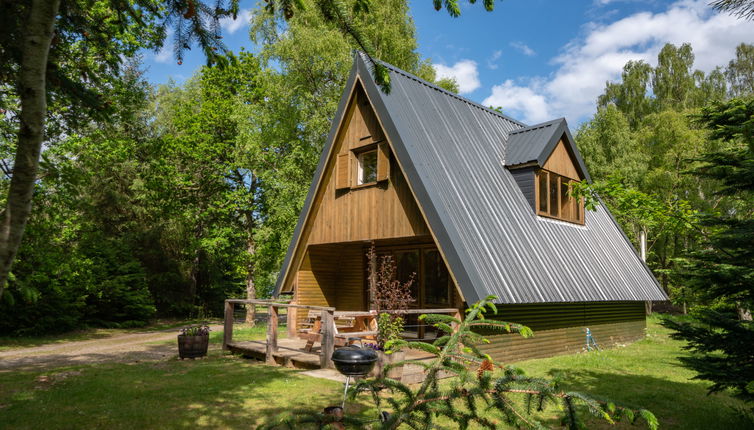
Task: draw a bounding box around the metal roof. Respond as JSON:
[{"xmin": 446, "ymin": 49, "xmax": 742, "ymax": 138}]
[
  {"xmin": 274, "ymin": 54, "xmax": 667, "ymax": 304},
  {"xmin": 505, "ymin": 119, "xmax": 563, "ymax": 166},
  {"xmin": 505, "ymin": 118, "xmax": 592, "ymax": 182}
]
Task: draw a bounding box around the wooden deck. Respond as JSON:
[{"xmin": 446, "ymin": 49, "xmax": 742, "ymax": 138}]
[
  {"xmin": 227, "ymin": 338, "xmax": 322, "ymax": 369},
  {"xmin": 227, "ymin": 337, "xmax": 437, "ymax": 384}
]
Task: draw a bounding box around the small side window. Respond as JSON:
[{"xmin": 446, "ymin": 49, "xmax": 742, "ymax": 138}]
[
  {"xmin": 357, "ymin": 150, "xmax": 378, "ymax": 185},
  {"xmin": 538, "ymin": 171, "xmax": 548, "ymax": 213}
]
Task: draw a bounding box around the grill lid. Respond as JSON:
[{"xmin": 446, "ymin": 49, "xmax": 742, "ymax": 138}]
[{"xmin": 331, "ymin": 346, "xmax": 378, "ymax": 364}]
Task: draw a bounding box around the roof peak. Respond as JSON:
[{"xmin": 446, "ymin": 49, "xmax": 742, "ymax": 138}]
[
  {"xmin": 508, "ymin": 118, "xmax": 566, "ymax": 135},
  {"xmin": 356, "ymin": 51, "xmax": 527, "ymax": 128}
]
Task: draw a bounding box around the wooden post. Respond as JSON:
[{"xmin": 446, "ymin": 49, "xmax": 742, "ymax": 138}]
[
  {"xmin": 223, "ymin": 300, "xmax": 234, "ymax": 350},
  {"xmin": 451, "ymin": 310, "xmax": 462, "ymax": 333},
  {"xmin": 287, "ymin": 306, "xmax": 298, "ymax": 338},
  {"xmin": 320, "ymin": 309, "xmax": 335, "ymax": 369},
  {"xmin": 266, "ymin": 305, "xmax": 279, "ymax": 364},
  {"xmin": 640, "ymin": 229, "xmax": 653, "ymax": 316}
]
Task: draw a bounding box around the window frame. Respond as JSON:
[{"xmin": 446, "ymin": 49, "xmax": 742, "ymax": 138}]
[
  {"xmin": 355, "ymin": 148, "xmax": 378, "ymax": 186},
  {"xmin": 534, "ymin": 169, "xmax": 584, "ymax": 225}
]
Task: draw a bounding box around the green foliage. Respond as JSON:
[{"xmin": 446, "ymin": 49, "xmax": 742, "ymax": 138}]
[
  {"xmin": 264, "ymin": 297, "xmax": 657, "ymax": 429},
  {"xmin": 579, "ymin": 42, "xmax": 754, "ymax": 303},
  {"xmin": 662, "ymin": 97, "xmax": 754, "ymax": 412},
  {"xmin": 377, "ymin": 313, "xmax": 404, "ymax": 350},
  {"xmin": 726, "ymin": 43, "xmax": 754, "ymax": 97}
]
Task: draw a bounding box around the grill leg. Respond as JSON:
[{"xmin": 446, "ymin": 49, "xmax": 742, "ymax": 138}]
[{"xmin": 341, "ymin": 375, "xmax": 351, "ymax": 409}]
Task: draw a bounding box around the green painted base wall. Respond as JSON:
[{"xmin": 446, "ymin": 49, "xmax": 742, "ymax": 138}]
[{"xmin": 478, "ymin": 301, "xmax": 646, "ymax": 363}]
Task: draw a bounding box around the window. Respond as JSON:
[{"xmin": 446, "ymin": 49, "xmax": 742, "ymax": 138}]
[
  {"xmin": 356, "ymin": 150, "xmax": 378, "ymax": 185},
  {"xmin": 535, "ymin": 169, "xmax": 583, "ymax": 224},
  {"xmin": 423, "ymin": 249, "xmax": 450, "ymax": 306}
]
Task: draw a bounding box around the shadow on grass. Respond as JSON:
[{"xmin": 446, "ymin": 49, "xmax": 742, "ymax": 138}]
[
  {"xmin": 0, "ymin": 352, "xmax": 372, "ymax": 430},
  {"xmin": 541, "ymin": 369, "xmax": 751, "ymax": 430}
]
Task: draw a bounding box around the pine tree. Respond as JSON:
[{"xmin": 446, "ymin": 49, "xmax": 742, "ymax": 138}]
[
  {"xmin": 264, "ymin": 297, "xmax": 659, "ymax": 429},
  {"xmin": 662, "ymin": 97, "xmax": 754, "ymax": 410}
]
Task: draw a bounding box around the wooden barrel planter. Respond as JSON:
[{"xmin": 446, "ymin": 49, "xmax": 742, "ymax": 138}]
[
  {"xmin": 177, "ymin": 334, "xmax": 209, "ymax": 359},
  {"xmin": 177, "ymin": 325, "xmax": 211, "ymax": 359}
]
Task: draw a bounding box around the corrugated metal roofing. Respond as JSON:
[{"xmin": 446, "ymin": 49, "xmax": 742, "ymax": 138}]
[
  {"xmin": 504, "ymin": 118, "xmax": 592, "ymax": 182},
  {"xmin": 274, "ymin": 54, "xmax": 667, "ymax": 304},
  {"xmin": 505, "ymin": 119, "xmax": 563, "ymax": 166}
]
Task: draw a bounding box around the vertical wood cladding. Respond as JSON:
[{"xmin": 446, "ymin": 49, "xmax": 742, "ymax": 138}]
[
  {"xmin": 479, "ymin": 301, "xmax": 646, "ymax": 362},
  {"xmin": 543, "ymin": 140, "xmax": 581, "ymax": 180},
  {"xmin": 306, "ymin": 84, "xmax": 430, "ymax": 245},
  {"xmin": 294, "ymin": 244, "xmax": 365, "ymax": 328}
]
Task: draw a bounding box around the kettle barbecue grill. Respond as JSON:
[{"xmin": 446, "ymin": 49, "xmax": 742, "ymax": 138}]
[{"xmin": 331, "ymin": 346, "xmax": 378, "ymax": 408}]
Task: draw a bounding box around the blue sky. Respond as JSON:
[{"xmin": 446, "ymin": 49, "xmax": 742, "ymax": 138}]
[{"xmin": 142, "ymin": 0, "xmax": 754, "ymax": 127}]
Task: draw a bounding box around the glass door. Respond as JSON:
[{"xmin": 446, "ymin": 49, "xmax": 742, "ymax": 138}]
[{"xmin": 423, "ymin": 249, "xmax": 450, "ymax": 307}]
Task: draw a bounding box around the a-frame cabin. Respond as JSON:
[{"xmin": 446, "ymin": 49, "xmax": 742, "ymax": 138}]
[{"xmin": 275, "ymin": 54, "xmax": 666, "ymax": 362}]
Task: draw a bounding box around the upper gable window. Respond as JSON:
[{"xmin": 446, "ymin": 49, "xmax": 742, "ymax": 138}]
[
  {"xmin": 535, "ymin": 169, "xmax": 583, "ymax": 224},
  {"xmin": 357, "ymin": 149, "xmax": 378, "ymax": 185}
]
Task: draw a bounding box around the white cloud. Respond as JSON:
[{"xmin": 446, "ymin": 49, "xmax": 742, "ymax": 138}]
[
  {"xmin": 483, "ymin": 80, "xmax": 550, "ymax": 124},
  {"xmin": 509, "ymin": 41, "xmax": 536, "ymax": 57},
  {"xmin": 154, "ymin": 31, "xmax": 173, "ymax": 64},
  {"xmin": 483, "ymin": 0, "xmax": 754, "ymax": 125},
  {"xmin": 220, "ymin": 9, "xmax": 252, "ymax": 34},
  {"xmin": 488, "ymin": 50, "xmax": 502, "ymax": 70},
  {"xmin": 433, "ymin": 60, "xmax": 481, "ymax": 94}
]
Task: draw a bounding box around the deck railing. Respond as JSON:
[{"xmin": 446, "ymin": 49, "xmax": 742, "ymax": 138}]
[
  {"xmin": 223, "ymin": 299, "xmax": 337, "ymax": 368},
  {"xmin": 223, "ymin": 300, "xmax": 462, "ymax": 369}
]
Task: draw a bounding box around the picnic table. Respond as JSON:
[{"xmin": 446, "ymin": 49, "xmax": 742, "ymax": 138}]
[{"xmin": 299, "ymin": 310, "xmax": 379, "ymax": 352}]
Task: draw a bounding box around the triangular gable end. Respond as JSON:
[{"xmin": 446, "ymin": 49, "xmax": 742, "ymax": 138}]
[
  {"xmin": 506, "ymin": 119, "xmax": 592, "ymax": 183},
  {"xmin": 542, "ymin": 134, "xmax": 585, "ymax": 181},
  {"xmin": 275, "ymin": 67, "xmax": 459, "ymax": 299}
]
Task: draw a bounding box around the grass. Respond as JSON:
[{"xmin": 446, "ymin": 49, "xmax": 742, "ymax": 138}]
[
  {"xmin": 510, "ymin": 315, "xmax": 751, "ymax": 429},
  {"xmin": 0, "ymin": 351, "xmax": 371, "ymax": 430},
  {"xmin": 0, "ymin": 316, "xmax": 749, "ymax": 429}
]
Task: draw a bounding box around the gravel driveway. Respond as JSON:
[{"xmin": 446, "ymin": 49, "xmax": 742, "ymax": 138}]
[{"xmin": 0, "ymin": 324, "xmax": 223, "ymax": 371}]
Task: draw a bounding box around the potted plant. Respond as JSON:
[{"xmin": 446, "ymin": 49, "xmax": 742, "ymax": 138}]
[
  {"xmin": 368, "ymin": 313, "xmax": 407, "ymax": 379},
  {"xmin": 177, "ymin": 325, "xmax": 210, "ymax": 359},
  {"xmin": 365, "ymin": 245, "xmax": 415, "ymax": 379}
]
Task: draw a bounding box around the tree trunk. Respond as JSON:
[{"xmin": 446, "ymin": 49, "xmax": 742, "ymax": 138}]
[
  {"xmin": 244, "ymin": 237, "xmax": 257, "ymax": 325},
  {"xmin": 243, "ymin": 176, "xmax": 258, "ymax": 325},
  {"xmin": 737, "ymin": 304, "xmax": 752, "ymax": 321},
  {"xmin": 0, "ymin": 0, "xmax": 60, "ymax": 299}
]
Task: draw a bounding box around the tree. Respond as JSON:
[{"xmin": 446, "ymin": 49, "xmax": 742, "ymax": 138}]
[
  {"xmin": 712, "ymin": 0, "xmax": 754, "ymax": 20},
  {"xmin": 597, "ymin": 60, "xmax": 653, "ymax": 128},
  {"xmin": 726, "ymin": 43, "xmax": 754, "ymax": 97},
  {"xmin": 264, "ymin": 297, "xmax": 658, "ymax": 430},
  {"xmin": 662, "ymin": 97, "xmax": 754, "ymax": 411},
  {"xmin": 0, "ymin": 0, "xmax": 498, "ymax": 301},
  {"xmin": 0, "ymin": 0, "xmax": 241, "ymax": 300},
  {"xmin": 575, "ymin": 104, "xmax": 646, "ymax": 185}
]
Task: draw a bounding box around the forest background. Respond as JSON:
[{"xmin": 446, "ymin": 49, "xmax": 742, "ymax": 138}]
[{"xmin": 0, "ymin": 0, "xmax": 752, "ymax": 337}]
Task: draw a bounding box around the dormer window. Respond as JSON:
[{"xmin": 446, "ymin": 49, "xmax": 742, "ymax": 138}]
[{"xmin": 536, "ymin": 169, "xmax": 583, "ymax": 224}]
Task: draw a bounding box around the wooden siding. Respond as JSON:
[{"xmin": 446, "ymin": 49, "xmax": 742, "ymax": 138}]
[
  {"xmin": 510, "ymin": 167, "xmax": 536, "ymax": 211},
  {"xmin": 479, "ymin": 301, "xmax": 646, "ymax": 362},
  {"xmin": 544, "ymin": 140, "xmax": 581, "ymax": 180},
  {"xmin": 295, "ymin": 244, "xmax": 365, "ymax": 328},
  {"xmin": 306, "ymin": 86, "xmax": 430, "ymax": 245}
]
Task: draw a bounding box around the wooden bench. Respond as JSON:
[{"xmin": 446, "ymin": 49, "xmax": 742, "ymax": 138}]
[{"xmin": 299, "ymin": 310, "xmax": 378, "ymax": 352}]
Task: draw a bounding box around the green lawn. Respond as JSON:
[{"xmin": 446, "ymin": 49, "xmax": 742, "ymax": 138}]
[{"xmin": 0, "ymin": 316, "xmax": 749, "ymax": 429}]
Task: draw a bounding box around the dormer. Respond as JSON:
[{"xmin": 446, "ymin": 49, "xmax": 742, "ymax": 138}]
[{"xmin": 505, "ymin": 119, "xmax": 590, "ymax": 225}]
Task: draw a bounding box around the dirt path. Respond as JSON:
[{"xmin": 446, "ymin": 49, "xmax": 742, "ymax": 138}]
[{"xmin": 0, "ymin": 325, "xmax": 223, "ymax": 371}]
